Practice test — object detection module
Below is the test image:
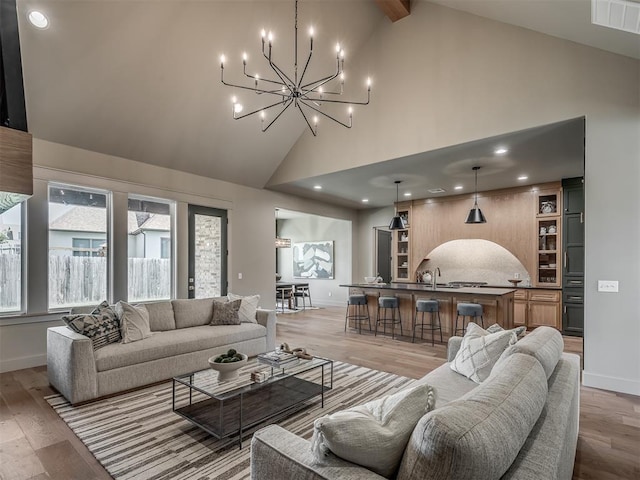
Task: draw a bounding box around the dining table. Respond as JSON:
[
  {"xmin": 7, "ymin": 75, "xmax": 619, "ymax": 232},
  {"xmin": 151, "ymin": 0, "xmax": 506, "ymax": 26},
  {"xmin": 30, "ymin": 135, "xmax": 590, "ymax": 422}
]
[{"xmin": 276, "ymin": 282, "xmax": 310, "ymax": 312}]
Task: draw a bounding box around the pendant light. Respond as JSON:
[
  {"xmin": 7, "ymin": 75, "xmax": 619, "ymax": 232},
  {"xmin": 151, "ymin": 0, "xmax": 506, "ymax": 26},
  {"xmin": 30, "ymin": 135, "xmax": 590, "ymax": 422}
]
[
  {"xmin": 465, "ymin": 166, "xmax": 487, "ymax": 224},
  {"xmin": 389, "ymin": 180, "xmax": 406, "ymax": 230}
]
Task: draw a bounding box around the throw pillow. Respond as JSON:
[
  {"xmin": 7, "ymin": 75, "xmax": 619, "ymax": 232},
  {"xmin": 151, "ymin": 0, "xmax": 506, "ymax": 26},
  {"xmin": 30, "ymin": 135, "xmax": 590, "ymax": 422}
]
[
  {"xmin": 210, "ymin": 299, "xmax": 242, "ymax": 325},
  {"xmin": 450, "ymin": 322, "xmax": 517, "ymax": 383},
  {"xmin": 227, "ymin": 293, "xmax": 260, "ymax": 323},
  {"xmin": 310, "ymin": 383, "xmax": 436, "ymax": 478},
  {"xmin": 486, "ymin": 322, "xmax": 526, "ymax": 338},
  {"xmin": 62, "ymin": 300, "xmax": 121, "ymax": 350},
  {"xmin": 115, "ymin": 301, "xmax": 152, "ymax": 343}
]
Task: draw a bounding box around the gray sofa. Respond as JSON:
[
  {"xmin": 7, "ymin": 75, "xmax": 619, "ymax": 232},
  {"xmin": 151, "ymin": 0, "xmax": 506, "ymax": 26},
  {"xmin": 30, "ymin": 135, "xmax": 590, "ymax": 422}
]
[
  {"xmin": 47, "ymin": 297, "xmax": 276, "ymax": 404},
  {"xmin": 250, "ymin": 326, "xmax": 580, "ymax": 480}
]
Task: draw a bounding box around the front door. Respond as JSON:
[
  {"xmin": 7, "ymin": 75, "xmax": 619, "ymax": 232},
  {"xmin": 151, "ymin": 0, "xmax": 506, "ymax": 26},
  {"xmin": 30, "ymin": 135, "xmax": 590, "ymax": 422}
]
[{"xmin": 188, "ymin": 205, "xmax": 228, "ymax": 299}]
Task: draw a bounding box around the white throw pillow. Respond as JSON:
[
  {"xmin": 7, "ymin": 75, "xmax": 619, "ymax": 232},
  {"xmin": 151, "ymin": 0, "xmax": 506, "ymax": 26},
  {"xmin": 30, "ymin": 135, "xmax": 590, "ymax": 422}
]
[
  {"xmin": 310, "ymin": 383, "xmax": 436, "ymax": 478},
  {"xmin": 450, "ymin": 322, "xmax": 517, "ymax": 383},
  {"xmin": 115, "ymin": 301, "xmax": 152, "ymax": 344},
  {"xmin": 486, "ymin": 322, "xmax": 526, "ymax": 338},
  {"xmin": 227, "ymin": 293, "xmax": 260, "ymax": 323}
]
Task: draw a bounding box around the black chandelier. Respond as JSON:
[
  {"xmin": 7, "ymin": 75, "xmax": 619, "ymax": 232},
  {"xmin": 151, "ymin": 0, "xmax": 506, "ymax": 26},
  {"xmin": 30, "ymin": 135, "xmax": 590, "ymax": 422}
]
[{"xmin": 220, "ymin": 0, "xmax": 371, "ymax": 136}]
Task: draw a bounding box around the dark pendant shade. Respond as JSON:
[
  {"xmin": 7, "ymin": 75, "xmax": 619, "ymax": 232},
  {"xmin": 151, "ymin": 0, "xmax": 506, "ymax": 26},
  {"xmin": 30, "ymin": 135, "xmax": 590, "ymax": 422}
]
[
  {"xmin": 465, "ymin": 206, "xmax": 487, "ymax": 224},
  {"xmin": 389, "ymin": 215, "xmax": 406, "ymax": 230}
]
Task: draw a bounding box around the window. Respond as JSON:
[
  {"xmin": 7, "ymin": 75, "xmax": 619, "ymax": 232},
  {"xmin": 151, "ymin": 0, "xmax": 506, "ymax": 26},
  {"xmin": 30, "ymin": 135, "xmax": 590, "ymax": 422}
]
[
  {"xmin": 72, "ymin": 238, "xmax": 104, "ymax": 257},
  {"xmin": 128, "ymin": 196, "xmax": 173, "ymax": 302},
  {"xmin": 49, "ymin": 184, "xmax": 109, "ymax": 309},
  {"xmin": 0, "ymin": 203, "xmax": 23, "ymax": 314}
]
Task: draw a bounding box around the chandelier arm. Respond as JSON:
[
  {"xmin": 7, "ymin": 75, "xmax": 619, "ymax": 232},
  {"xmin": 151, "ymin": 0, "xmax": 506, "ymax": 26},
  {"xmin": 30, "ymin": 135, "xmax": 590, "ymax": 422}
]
[
  {"xmin": 261, "ymin": 51, "xmax": 296, "ymax": 89},
  {"xmin": 262, "ymin": 100, "xmax": 295, "ymax": 132},
  {"xmin": 295, "ymin": 103, "xmax": 318, "ymax": 136},
  {"xmin": 299, "ymin": 100, "xmax": 352, "ymax": 129},
  {"xmin": 233, "ymin": 98, "xmax": 293, "ymax": 121},
  {"xmin": 242, "ymin": 65, "xmax": 290, "ymax": 88},
  {"xmin": 301, "ymin": 90, "xmax": 370, "ymax": 106},
  {"xmin": 298, "ymin": 50, "xmax": 314, "ymax": 88},
  {"xmin": 300, "ymin": 59, "xmax": 341, "ymax": 90},
  {"xmin": 222, "ymin": 69, "xmax": 291, "ymax": 96}
]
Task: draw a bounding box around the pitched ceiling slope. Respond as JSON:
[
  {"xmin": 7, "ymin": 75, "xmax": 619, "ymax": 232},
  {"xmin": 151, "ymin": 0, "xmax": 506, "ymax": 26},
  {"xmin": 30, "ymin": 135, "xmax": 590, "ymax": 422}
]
[
  {"xmin": 17, "ymin": 0, "xmax": 384, "ymax": 188},
  {"xmin": 266, "ymin": 1, "xmax": 638, "ymax": 193}
]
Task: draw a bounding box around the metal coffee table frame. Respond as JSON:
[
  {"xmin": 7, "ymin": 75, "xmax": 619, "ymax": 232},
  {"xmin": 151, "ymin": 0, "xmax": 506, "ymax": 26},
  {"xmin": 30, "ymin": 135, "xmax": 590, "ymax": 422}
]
[{"xmin": 172, "ymin": 357, "xmax": 333, "ymax": 448}]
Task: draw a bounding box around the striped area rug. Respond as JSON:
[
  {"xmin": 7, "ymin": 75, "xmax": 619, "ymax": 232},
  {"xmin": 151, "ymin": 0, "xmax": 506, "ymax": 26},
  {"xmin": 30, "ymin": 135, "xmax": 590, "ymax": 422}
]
[{"xmin": 45, "ymin": 361, "xmax": 416, "ymax": 480}]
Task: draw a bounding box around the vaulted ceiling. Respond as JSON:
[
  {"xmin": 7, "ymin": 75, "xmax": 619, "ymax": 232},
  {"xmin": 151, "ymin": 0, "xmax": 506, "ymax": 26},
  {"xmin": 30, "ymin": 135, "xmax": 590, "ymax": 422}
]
[{"xmin": 16, "ymin": 0, "xmax": 638, "ymax": 203}]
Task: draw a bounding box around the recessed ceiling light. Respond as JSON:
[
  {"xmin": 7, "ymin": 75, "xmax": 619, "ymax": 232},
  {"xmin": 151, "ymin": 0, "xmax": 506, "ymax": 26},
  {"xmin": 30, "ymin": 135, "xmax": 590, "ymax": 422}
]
[
  {"xmin": 313, "ymin": 185, "xmax": 322, "ymax": 190},
  {"xmin": 428, "ymin": 188, "xmax": 446, "ymax": 194},
  {"xmin": 454, "ymin": 185, "xmax": 463, "ymax": 190},
  {"xmin": 404, "ymin": 192, "xmax": 411, "ymax": 197},
  {"xmin": 362, "ymin": 198, "xmax": 369, "ymax": 203},
  {"xmin": 494, "ymin": 147, "xmax": 508, "ymax": 155},
  {"xmin": 28, "ymin": 10, "xmax": 49, "ymax": 29},
  {"xmin": 518, "ymin": 175, "xmax": 529, "ymax": 181}
]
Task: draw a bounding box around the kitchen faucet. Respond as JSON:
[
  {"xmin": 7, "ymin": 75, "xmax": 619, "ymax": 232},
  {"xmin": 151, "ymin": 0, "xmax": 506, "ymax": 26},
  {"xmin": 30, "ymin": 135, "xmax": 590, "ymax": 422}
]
[{"xmin": 432, "ymin": 267, "xmax": 441, "ymax": 289}]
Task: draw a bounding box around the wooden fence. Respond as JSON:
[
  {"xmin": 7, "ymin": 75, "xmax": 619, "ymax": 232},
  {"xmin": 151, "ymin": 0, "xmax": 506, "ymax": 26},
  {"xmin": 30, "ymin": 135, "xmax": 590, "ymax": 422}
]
[{"xmin": 0, "ymin": 255, "xmax": 171, "ymax": 311}]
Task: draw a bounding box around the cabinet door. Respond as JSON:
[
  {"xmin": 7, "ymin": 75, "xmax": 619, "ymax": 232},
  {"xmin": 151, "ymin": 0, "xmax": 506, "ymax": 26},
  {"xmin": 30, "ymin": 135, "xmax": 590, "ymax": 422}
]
[
  {"xmin": 563, "ymin": 303, "xmax": 584, "ymax": 335},
  {"xmin": 564, "ymin": 213, "xmax": 584, "ymax": 278},
  {"xmin": 563, "ymin": 182, "xmax": 584, "ymax": 214},
  {"xmin": 529, "ymin": 301, "xmax": 561, "ymax": 329},
  {"xmin": 514, "ymin": 300, "xmax": 528, "ymax": 327}
]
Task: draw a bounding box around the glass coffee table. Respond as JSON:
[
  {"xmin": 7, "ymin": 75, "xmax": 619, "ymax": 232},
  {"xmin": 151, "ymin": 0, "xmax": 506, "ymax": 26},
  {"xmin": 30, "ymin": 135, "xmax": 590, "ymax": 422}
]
[{"xmin": 172, "ymin": 356, "xmax": 333, "ymax": 448}]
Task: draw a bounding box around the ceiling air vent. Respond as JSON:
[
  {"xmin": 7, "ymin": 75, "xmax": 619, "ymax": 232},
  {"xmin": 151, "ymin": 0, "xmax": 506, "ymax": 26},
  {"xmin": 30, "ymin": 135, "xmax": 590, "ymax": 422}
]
[
  {"xmin": 592, "ymin": 0, "xmax": 640, "ymax": 35},
  {"xmin": 428, "ymin": 188, "xmax": 446, "ymax": 194}
]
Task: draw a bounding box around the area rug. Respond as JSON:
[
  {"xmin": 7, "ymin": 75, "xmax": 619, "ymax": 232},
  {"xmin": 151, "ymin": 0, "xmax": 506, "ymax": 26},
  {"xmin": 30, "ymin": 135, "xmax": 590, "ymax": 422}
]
[
  {"xmin": 45, "ymin": 361, "xmax": 416, "ymax": 480},
  {"xmin": 277, "ymin": 306, "xmax": 321, "ymax": 314}
]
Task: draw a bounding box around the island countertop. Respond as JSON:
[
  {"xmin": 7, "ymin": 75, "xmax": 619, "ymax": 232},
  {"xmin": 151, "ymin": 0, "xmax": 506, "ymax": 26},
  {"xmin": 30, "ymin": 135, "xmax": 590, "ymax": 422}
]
[
  {"xmin": 339, "ymin": 283, "xmax": 516, "ymax": 296},
  {"xmin": 340, "ymin": 283, "xmax": 516, "ymax": 334}
]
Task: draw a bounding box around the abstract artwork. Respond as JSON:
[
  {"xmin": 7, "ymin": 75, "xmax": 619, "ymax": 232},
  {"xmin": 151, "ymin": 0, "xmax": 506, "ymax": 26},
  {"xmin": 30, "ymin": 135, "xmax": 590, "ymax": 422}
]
[{"xmin": 293, "ymin": 241, "xmax": 334, "ymax": 279}]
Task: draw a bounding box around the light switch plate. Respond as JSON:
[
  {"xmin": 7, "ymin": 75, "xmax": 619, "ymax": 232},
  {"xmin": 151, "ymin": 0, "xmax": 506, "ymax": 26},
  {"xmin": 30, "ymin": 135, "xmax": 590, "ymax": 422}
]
[{"xmin": 598, "ymin": 280, "xmax": 619, "ymax": 292}]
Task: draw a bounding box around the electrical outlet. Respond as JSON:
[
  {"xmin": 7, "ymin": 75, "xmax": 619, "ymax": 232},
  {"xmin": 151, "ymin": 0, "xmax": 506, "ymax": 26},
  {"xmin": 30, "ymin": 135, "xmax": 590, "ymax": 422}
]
[
  {"xmin": 598, "ymin": 280, "xmax": 618, "ymax": 293},
  {"xmin": 238, "ymin": 272, "xmax": 242, "ymax": 280}
]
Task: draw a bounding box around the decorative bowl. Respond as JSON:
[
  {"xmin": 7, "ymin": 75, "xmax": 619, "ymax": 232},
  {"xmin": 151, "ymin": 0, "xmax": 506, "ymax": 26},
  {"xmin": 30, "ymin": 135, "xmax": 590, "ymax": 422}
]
[
  {"xmin": 364, "ymin": 276, "xmax": 377, "ymax": 283},
  {"xmin": 208, "ymin": 353, "xmax": 248, "ymax": 382},
  {"xmin": 508, "ymin": 279, "xmax": 523, "ymax": 286}
]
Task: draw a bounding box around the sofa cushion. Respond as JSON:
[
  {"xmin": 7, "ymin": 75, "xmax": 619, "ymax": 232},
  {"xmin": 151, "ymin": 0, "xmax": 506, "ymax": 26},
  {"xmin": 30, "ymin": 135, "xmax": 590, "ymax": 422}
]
[
  {"xmin": 311, "ymin": 384, "xmax": 436, "ymax": 478},
  {"xmin": 397, "ymin": 353, "xmax": 548, "ymax": 480},
  {"xmin": 211, "ymin": 298, "xmax": 242, "ymax": 325},
  {"xmin": 62, "ymin": 301, "xmax": 121, "ymax": 351},
  {"xmin": 115, "ymin": 301, "xmax": 152, "ymax": 343},
  {"xmin": 94, "ymin": 323, "xmax": 267, "ymax": 372},
  {"xmin": 486, "ymin": 323, "xmax": 527, "ymax": 338},
  {"xmin": 171, "ymin": 298, "xmax": 214, "ymax": 328},
  {"xmin": 228, "ymin": 293, "xmax": 260, "ymax": 323},
  {"xmin": 450, "ymin": 322, "xmax": 517, "ymax": 383},
  {"xmin": 143, "ymin": 301, "xmax": 176, "ymax": 331},
  {"xmin": 498, "ymin": 326, "xmax": 564, "ymax": 379},
  {"xmin": 415, "ymin": 362, "xmax": 477, "ymax": 407}
]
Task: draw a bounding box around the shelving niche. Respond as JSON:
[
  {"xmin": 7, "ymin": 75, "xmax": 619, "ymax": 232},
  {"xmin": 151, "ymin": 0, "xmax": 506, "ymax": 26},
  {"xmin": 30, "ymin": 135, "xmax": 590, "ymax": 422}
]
[{"xmin": 393, "ymin": 202, "xmax": 411, "ymax": 282}]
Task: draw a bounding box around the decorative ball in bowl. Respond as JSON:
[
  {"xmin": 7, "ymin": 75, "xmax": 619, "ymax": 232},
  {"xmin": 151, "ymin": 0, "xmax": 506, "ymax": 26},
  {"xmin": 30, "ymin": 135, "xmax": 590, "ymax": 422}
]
[{"xmin": 208, "ymin": 349, "xmax": 248, "ymax": 382}]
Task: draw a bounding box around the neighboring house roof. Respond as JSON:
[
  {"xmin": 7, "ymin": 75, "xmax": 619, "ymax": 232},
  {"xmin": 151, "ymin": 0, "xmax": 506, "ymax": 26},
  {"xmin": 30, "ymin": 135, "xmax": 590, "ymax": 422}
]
[
  {"xmin": 50, "ymin": 207, "xmax": 169, "ymax": 234},
  {"xmin": 49, "ymin": 206, "xmax": 106, "ymax": 233}
]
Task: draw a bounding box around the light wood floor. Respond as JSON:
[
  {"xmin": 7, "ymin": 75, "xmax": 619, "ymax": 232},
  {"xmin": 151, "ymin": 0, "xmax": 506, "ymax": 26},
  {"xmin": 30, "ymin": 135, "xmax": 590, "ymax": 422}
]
[{"xmin": 1, "ymin": 306, "xmax": 638, "ymax": 480}]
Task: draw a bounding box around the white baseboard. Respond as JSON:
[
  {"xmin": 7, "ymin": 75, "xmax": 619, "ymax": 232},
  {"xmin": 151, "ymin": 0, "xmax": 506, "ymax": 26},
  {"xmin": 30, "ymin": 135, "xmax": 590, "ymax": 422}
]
[
  {"xmin": 0, "ymin": 354, "xmax": 47, "ymax": 373},
  {"xmin": 582, "ymin": 371, "xmax": 640, "ymax": 396}
]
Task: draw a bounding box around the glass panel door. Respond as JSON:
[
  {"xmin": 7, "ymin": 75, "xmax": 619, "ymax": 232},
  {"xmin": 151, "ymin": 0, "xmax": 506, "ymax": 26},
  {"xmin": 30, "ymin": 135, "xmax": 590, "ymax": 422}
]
[{"xmin": 188, "ymin": 205, "xmax": 227, "ymax": 299}]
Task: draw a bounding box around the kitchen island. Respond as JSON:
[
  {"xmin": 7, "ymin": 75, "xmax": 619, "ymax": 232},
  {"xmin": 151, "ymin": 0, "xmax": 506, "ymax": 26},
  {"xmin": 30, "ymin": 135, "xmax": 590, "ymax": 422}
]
[{"xmin": 340, "ymin": 283, "xmax": 516, "ymax": 338}]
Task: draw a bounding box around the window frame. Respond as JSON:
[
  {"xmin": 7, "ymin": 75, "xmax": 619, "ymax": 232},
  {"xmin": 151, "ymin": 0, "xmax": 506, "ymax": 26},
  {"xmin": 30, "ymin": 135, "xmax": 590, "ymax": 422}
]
[{"xmin": 0, "ymin": 202, "xmax": 26, "ymax": 317}]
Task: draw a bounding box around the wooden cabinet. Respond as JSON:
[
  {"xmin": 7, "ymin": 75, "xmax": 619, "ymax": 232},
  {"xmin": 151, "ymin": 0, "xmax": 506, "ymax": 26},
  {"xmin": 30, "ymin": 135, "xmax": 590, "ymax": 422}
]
[
  {"xmin": 393, "ymin": 202, "xmax": 412, "ymax": 282},
  {"xmin": 562, "ymin": 177, "xmax": 584, "ymax": 336},
  {"xmin": 535, "ymin": 188, "xmax": 562, "ymax": 288},
  {"xmin": 513, "ymin": 288, "xmax": 561, "ymax": 330}
]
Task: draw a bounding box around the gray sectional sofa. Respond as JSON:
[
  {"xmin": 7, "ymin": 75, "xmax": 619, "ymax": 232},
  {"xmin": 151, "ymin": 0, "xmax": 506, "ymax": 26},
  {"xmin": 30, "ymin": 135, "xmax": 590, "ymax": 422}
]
[
  {"xmin": 250, "ymin": 326, "xmax": 580, "ymax": 480},
  {"xmin": 47, "ymin": 297, "xmax": 276, "ymax": 404}
]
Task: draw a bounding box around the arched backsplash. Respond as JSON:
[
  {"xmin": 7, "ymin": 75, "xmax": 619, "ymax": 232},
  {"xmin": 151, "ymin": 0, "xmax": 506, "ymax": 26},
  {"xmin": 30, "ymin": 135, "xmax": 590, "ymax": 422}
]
[{"xmin": 418, "ymin": 239, "xmax": 530, "ymax": 286}]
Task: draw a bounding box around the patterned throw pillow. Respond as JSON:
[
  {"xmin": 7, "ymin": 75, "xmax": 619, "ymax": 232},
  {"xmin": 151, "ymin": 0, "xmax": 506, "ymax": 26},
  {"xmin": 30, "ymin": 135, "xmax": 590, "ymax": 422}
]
[
  {"xmin": 227, "ymin": 293, "xmax": 260, "ymax": 323},
  {"xmin": 486, "ymin": 323, "xmax": 526, "ymax": 338},
  {"xmin": 450, "ymin": 322, "xmax": 517, "ymax": 383},
  {"xmin": 310, "ymin": 384, "xmax": 437, "ymax": 478},
  {"xmin": 62, "ymin": 301, "xmax": 121, "ymax": 350},
  {"xmin": 210, "ymin": 299, "xmax": 242, "ymax": 326}
]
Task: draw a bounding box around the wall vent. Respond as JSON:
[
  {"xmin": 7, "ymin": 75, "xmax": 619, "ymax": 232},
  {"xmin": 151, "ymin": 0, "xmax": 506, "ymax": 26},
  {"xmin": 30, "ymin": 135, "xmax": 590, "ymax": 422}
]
[
  {"xmin": 592, "ymin": 0, "xmax": 640, "ymax": 35},
  {"xmin": 428, "ymin": 188, "xmax": 446, "ymax": 194}
]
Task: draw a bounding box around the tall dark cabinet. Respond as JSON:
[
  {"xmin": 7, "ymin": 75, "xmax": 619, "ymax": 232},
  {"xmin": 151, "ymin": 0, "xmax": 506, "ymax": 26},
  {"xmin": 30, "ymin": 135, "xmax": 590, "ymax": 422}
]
[{"xmin": 562, "ymin": 177, "xmax": 584, "ymax": 336}]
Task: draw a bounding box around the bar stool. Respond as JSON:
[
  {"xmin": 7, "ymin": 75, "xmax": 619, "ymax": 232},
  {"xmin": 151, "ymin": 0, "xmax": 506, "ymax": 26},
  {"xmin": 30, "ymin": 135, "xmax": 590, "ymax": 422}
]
[
  {"xmin": 345, "ymin": 295, "xmax": 371, "ymax": 333},
  {"xmin": 414, "ymin": 299, "xmax": 443, "ymax": 346},
  {"xmin": 455, "ymin": 302, "xmax": 484, "ymax": 336},
  {"xmin": 376, "ymin": 296, "xmax": 403, "ymax": 339}
]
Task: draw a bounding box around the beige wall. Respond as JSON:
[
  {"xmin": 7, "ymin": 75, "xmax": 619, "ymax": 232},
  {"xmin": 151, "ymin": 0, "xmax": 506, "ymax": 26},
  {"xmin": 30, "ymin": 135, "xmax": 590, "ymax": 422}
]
[
  {"xmin": 273, "ymin": 3, "xmax": 640, "ymax": 395},
  {"xmin": 0, "ymin": 139, "xmax": 358, "ymax": 372}
]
